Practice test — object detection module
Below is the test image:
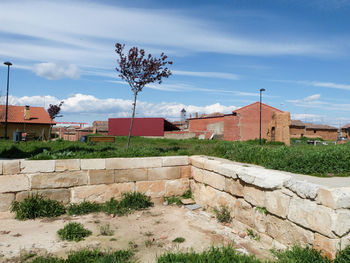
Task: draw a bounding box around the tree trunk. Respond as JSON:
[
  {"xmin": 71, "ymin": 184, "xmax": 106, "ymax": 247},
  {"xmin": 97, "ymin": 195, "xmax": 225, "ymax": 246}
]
[{"xmin": 127, "ymin": 92, "xmax": 137, "ymax": 148}]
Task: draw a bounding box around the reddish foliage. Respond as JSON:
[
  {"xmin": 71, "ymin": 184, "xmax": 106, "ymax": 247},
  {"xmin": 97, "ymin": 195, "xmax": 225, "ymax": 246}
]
[{"xmin": 47, "ymin": 101, "xmax": 64, "ymax": 120}]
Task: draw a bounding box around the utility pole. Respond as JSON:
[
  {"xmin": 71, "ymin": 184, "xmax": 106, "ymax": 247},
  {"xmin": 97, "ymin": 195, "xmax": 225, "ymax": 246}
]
[
  {"xmin": 259, "ymin": 88, "xmax": 265, "ymax": 145},
  {"xmin": 4, "ymin": 61, "xmax": 12, "ymax": 139}
]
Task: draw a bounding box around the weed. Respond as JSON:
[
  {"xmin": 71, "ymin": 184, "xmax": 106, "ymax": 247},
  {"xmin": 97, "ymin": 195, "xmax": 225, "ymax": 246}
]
[
  {"xmin": 145, "ymin": 239, "xmax": 153, "ymax": 247},
  {"xmin": 57, "ymin": 222, "xmax": 92, "ymax": 242},
  {"xmin": 128, "ymin": 241, "xmax": 138, "ymax": 249},
  {"xmin": 66, "ymin": 201, "xmax": 101, "ymax": 215},
  {"xmin": 181, "ymin": 189, "xmax": 192, "ymax": 199},
  {"xmin": 213, "ymin": 205, "xmax": 232, "ymax": 223},
  {"xmin": 255, "ymin": 206, "xmax": 267, "ymax": 215},
  {"xmin": 11, "ymin": 194, "xmax": 65, "ymax": 220},
  {"xmin": 110, "ymin": 238, "xmax": 117, "ymax": 241},
  {"xmin": 165, "ymin": 196, "xmax": 182, "ymax": 205},
  {"xmin": 99, "ymin": 224, "xmax": 114, "ymax": 236},
  {"xmin": 272, "ymin": 245, "xmax": 331, "ymax": 263},
  {"xmin": 172, "ymin": 237, "xmax": 185, "ymax": 243},
  {"xmin": 246, "ymin": 228, "xmax": 261, "ymax": 241},
  {"xmin": 119, "ymin": 192, "xmax": 153, "ymax": 210}
]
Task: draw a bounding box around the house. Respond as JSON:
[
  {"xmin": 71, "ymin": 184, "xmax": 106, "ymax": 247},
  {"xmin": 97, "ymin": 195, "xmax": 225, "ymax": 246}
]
[
  {"xmin": 289, "ymin": 119, "xmax": 338, "ymax": 141},
  {"xmin": 108, "ymin": 118, "xmax": 179, "ymax": 136},
  {"xmin": 53, "ymin": 121, "xmax": 109, "ymax": 141},
  {"xmin": 341, "ymin": 124, "xmax": 350, "ymax": 139},
  {"xmin": 0, "ymin": 105, "xmax": 54, "ymax": 140}
]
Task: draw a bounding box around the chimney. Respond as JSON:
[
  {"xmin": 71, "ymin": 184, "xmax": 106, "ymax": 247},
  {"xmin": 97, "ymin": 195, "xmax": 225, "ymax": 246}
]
[{"xmin": 24, "ymin": 105, "xmax": 30, "ymax": 120}]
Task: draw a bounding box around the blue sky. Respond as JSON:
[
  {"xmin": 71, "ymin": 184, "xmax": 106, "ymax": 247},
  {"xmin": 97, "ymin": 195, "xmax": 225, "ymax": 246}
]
[{"xmin": 1, "ymin": 0, "xmax": 350, "ymax": 126}]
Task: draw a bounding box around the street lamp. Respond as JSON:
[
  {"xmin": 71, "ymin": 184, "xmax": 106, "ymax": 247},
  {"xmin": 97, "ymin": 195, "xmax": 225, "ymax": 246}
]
[
  {"xmin": 259, "ymin": 88, "xmax": 265, "ymax": 145},
  {"xmin": 3, "ymin": 61, "xmax": 12, "ymax": 140}
]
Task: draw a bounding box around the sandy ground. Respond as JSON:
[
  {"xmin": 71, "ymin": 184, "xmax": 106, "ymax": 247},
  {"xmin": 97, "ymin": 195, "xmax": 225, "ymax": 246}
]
[{"xmin": 0, "ymin": 205, "xmax": 272, "ymax": 263}]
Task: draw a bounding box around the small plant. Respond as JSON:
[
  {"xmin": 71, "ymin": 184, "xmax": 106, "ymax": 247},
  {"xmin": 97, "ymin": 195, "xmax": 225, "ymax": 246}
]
[
  {"xmin": 172, "ymin": 237, "xmax": 185, "ymax": 243},
  {"xmin": 99, "ymin": 224, "xmax": 114, "ymax": 236},
  {"xmin": 11, "ymin": 194, "xmax": 65, "ymax": 220},
  {"xmin": 246, "ymin": 228, "xmax": 260, "ymax": 241},
  {"xmin": 145, "ymin": 239, "xmax": 153, "ymax": 247},
  {"xmin": 103, "ymin": 197, "xmax": 129, "ymax": 216},
  {"xmin": 272, "ymin": 245, "xmax": 331, "ymax": 263},
  {"xmin": 165, "ymin": 196, "xmax": 182, "ymax": 205},
  {"xmin": 213, "ymin": 205, "xmax": 232, "ymax": 223},
  {"xmin": 110, "ymin": 238, "xmax": 117, "ymax": 241},
  {"xmin": 57, "ymin": 222, "xmax": 92, "ymax": 242},
  {"xmin": 67, "ymin": 201, "xmax": 101, "ymax": 215},
  {"xmin": 255, "ymin": 206, "xmax": 267, "ymax": 215},
  {"xmin": 119, "ymin": 192, "xmax": 153, "ymax": 210},
  {"xmin": 181, "ymin": 189, "xmax": 192, "ymax": 199}
]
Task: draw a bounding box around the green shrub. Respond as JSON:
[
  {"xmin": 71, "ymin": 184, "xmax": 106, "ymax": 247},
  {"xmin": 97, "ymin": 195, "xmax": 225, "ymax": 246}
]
[
  {"xmin": 335, "ymin": 246, "xmax": 350, "ymax": 263},
  {"xmin": 103, "ymin": 198, "xmax": 129, "ymax": 216},
  {"xmin": 57, "ymin": 222, "xmax": 92, "ymax": 242},
  {"xmin": 181, "ymin": 189, "xmax": 192, "ymax": 199},
  {"xmin": 272, "ymin": 245, "xmax": 331, "ymax": 263},
  {"xmin": 119, "ymin": 192, "xmax": 153, "ymax": 210},
  {"xmin": 213, "ymin": 205, "xmax": 232, "ymax": 223},
  {"xmin": 11, "ymin": 194, "xmax": 65, "ymax": 220},
  {"xmin": 165, "ymin": 196, "xmax": 182, "ymax": 205},
  {"xmin": 172, "ymin": 237, "xmax": 185, "ymax": 243},
  {"xmin": 67, "ymin": 201, "xmax": 101, "ymax": 215}
]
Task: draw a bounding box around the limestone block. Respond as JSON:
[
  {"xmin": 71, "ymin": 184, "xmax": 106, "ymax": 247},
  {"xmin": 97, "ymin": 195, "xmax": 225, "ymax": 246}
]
[
  {"xmin": 259, "ymin": 233, "xmax": 274, "ymax": 249},
  {"xmin": 0, "ymin": 174, "xmax": 29, "ymax": 193},
  {"xmin": 16, "ymin": 189, "xmax": 71, "ymax": 205},
  {"xmin": 180, "ymin": 166, "xmax": 191, "ymax": 178},
  {"xmin": 31, "ymin": 171, "xmax": 88, "ymax": 189},
  {"xmin": 21, "ymin": 160, "xmax": 55, "ymax": 173},
  {"xmin": 230, "ymin": 217, "xmax": 251, "ymax": 235},
  {"xmin": 284, "ymin": 178, "xmax": 319, "ymax": 199},
  {"xmin": 3, "ymin": 160, "xmax": 20, "ymax": 175},
  {"xmin": 216, "ymin": 191, "xmax": 236, "ymax": 214},
  {"xmin": 202, "ymin": 170, "xmax": 225, "ymax": 191},
  {"xmin": 266, "ymin": 215, "xmax": 314, "ymax": 246},
  {"xmin": 224, "ymin": 178, "xmax": 244, "ymax": 197},
  {"xmin": 272, "ymin": 240, "xmax": 287, "ymax": 251},
  {"xmin": 213, "ymin": 163, "xmax": 238, "ymax": 179},
  {"xmin": 136, "ymin": 180, "xmax": 165, "ymax": 198},
  {"xmin": 162, "ymin": 156, "xmax": 189, "ymax": 167},
  {"xmin": 55, "ymin": 159, "xmax": 80, "ymax": 171},
  {"xmin": 71, "ymin": 183, "xmax": 134, "ymax": 203},
  {"xmin": 106, "ymin": 157, "xmax": 162, "ymax": 169},
  {"xmin": 89, "ymin": 169, "xmax": 114, "ymax": 185},
  {"xmin": 243, "ymin": 186, "xmax": 266, "ymax": 207},
  {"xmin": 0, "ymin": 193, "xmax": 15, "ymax": 212},
  {"xmin": 0, "ymin": 161, "xmax": 2, "ymax": 175},
  {"xmin": 192, "ymin": 166, "xmax": 204, "ymax": 183},
  {"xmin": 288, "ymin": 197, "xmax": 336, "ymax": 238},
  {"xmin": 148, "ymin": 167, "xmax": 181, "ymax": 181},
  {"xmin": 340, "ymin": 233, "xmax": 350, "ymax": 250},
  {"xmin": 237, "ymin": 166, "xmax": 291, "ymax": 190},
  {"xmin": 114, "ymin": 168, "xmax": 147, "ymax": 183},
  {"xmin": 313, "ymin": 233, "xmax": 339, "ymax": 259},
  {"xmin": 253, "ymin": 209, "xmax": 268, "ymax": 233},
  {"xmin": 199, "ymin": 185, "xmax": 221, "ymax": 208},
  {"xmin": 81, "ymin": 159, "xmax": 105, "ymax": 170},
  {"xmin": 189, "ymin": 155, "xmax": 206, "ymax": 168},
  {"xmin": 165, "ymin": 178, "xmax": 189, "ymax": 197},
  {"xmin": 333, "ymin": 209, "xmax": 350, "ymax": 237},
  {"xmin": 204, "ymin": 159, "xmax": 221, "ymax": 171},
  {"xmin": 234, "ymin": 198, "xmax": 254, "ymax": 227},
  {"xmin": 316, "ymin": 187, "xmax": 350, "ymax": 209},
  {"xmin": 265, "ymin": 190, "xmax": 291, "ymax": 218}
]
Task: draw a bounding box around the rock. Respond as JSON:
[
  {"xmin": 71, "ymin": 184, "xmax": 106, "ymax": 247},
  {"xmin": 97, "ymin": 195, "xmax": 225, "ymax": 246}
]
[
  {"xmin": 181, "ymin": 198, "xmax": 195, "ymax": 205},
  {"xmin": 160, "ymin": 235, "xmax": 167, "ymax": 240},
  {"xmin": 238, "ymin": 232, "xmax": 246, "ymax": 238},
  {"xmin": 284, "ymin": 178, "xmax": 319, "ymax": 199}
]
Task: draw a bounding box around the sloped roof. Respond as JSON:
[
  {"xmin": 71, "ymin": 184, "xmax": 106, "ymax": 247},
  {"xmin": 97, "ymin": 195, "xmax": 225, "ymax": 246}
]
[
  {"xmin": 290, "ymin": 120, "xmax": 305, "ymax": 127},
  {"xmin": 234, "ymin": 102, "xmax": 283, "ymax": 113},
  {"xmin": 342, "ymin": 123, "xmax": 350, "ymax": 129},
  {"xmin": 199, "ymin": 112, "xmax": 224, "ymax": 118},
  {"xmin": 305, "ymin": 123, "xmax": 337, "ymax": 130},
  {"xmin": 0, "ymin": 105, "xmax": 54, "ymax": 124}
]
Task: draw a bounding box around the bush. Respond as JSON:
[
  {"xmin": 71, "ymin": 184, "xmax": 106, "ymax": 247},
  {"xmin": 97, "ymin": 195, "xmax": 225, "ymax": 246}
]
[
  {"xmin": 67, "ymin": 201, "xmax": 101, "ymax": 215},
  {"xmin": 272, "ymin": 245, "xmax": 331, "ymax": 263},
  {"xmin": 213, "ymin": 205, "xmax": 232, "ymax": 223},
  {"xmin": 11, "ymin": 194, "xmax": 65, "ymax": 220},
  {"xmin": 335, "ymin": 246, "xmax": 350, "ymax": 263},
  {"xmin": 119, "ymin": 192, "xmax": 153, "ymax": 210},
  {"xmin": 57, "ymin": 222, "xmax": 92, "ymax": 242}
]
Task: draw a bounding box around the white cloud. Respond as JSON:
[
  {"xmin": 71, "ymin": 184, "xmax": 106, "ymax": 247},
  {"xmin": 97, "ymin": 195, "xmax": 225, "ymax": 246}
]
[
  {"xmin": 311, "ymin": 81, "xmax": 350, "ymax": 91},
  {"xmin": 287, "ymin": 94, "xmax": 323, "ymax": 105},
  {"xmin": 33, "ymin": 63, "xmax": 80, "ymax": 80},
  {"xmin": 172, "ymin": 70, "xmax": 239, "ymax": 80}
]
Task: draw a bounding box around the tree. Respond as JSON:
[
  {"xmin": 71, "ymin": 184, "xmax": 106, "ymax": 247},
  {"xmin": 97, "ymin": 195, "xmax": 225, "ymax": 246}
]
[
  {"xmin": 47, "ymin": 101, "xmax": 64, "ymax": 140},
  {"xmin": 115, "ymin": 43, "xmax": 172, "ymax": 148}
]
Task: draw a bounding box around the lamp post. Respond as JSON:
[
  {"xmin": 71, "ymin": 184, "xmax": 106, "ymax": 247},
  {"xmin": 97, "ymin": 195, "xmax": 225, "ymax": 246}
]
[
  {"xmin": 259, "ymin": 88, "xmax": 265, "ymax": 145},
  {"xmin": 3, "ymin": 61, "xmax": 12, "ymax": 140}
]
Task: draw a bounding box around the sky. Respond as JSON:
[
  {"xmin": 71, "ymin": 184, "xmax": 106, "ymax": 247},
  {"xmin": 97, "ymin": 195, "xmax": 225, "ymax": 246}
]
[{"xmin": 1, "ymin": 0, "xmax": 350, "ymax": 127}]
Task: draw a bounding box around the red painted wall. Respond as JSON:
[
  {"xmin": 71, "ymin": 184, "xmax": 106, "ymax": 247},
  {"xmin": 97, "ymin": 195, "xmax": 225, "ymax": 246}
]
[{"xmin": 108, "ymin": 118, "xmax": 165, "ymax": 136}]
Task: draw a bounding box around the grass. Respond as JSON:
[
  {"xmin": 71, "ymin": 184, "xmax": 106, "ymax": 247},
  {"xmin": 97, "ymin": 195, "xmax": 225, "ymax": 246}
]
[
  {"xmin": 99, "ymin": 224, "xmax": 114, "ymax": 236},
  {"xmin": 172, "ymin": 237, "xmax": 185, "ymax": 243},
  {"xmin": 246, "ymin": 228, "xmax": 261, "ymax": 241},
  {"xmin": 11, "ymin": 194, "xmax": 66, "ymax": 220},
  {"xmin": 1, "ymin": 136, "xmax": 349, "ymax": 177},
  {"xmin": 165, "ymin": 189, "xmax": 193, "ymax": 205},
  {"xmin": 67, "ymin": 201, "xmax": 101, "ymax": 215},
  {"xmin": 213, "ymin": 205, "xmax": 232, "ymax": 223},
  {"xmin": 57, "ymin": 222, "xmax": 92, "ymax": 242}
]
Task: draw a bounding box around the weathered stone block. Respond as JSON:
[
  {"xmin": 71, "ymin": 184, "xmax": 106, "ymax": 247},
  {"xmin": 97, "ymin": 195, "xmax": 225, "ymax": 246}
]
[
  {"xmin": 106, "ymin": 157, "xmax": 162, "ymax": 169},
  {"xmin": 213, "ymin": 163, "xmax": 238, "ymax": 179},
  {"xmin": 136, "ymin": 180, "xmax": 165, "ymax": 198},
  {"xmin": 55, "ymin": 159, "xmax": 80, "ymax": 171},
  {"xmin": 81, "ymin": 159, "xmax": 105, "ymax": 170},
  {"xmin": 71, "ymin": 183, "xmax": 134, "ymax": 203},
  {"xmin": 216, "ymin": 191, "xmax": 236, "ymax": 209},
  {"xmin": 165, "ymin": 178, "xmax": 189, "ymax": 197},
  {"xmin": 203, "ymin": 159, "xmax": 221, "ymax": 171},
  {"xmin": 333, "ymin": 209, "xmax": 350, "ymax": 237},
  {"xmin": 0, "ymin": 174, "xmax": 29, "ymax": 193},
  {"xmin": 284, "ymin": 178, "xmax": 319, "ymax": 199},
  {"xmin": 192, "ymin": 166, "xmax": 204, "ymax": 183},
  {"xmin": 253, "ymin": 209, "xmax": 268, "ymax": 233},
  {"xmin": 162, "ymin": 156, "xmax": 189, "ymax": 167},
  {"xmin": 265, "ymin": 190, "xmax": 291, "ymax": 218},
  {"xmin": 243, "ymin": 186, "xmax": 266, "ymax": 207},
  {"xmin": 203, "ymin": 170, "xmax": 225, "ymax": 191},
  {"xmin": 180, "ymin": 166, "xmax": 191, "ymax": 178},
  {"xmin": 316, "ymin": 187, "xmax": 350, "ymax": 209},
  {"xmin": 189, "ymin": 156, "xmax": 206, "ymax": 168},
  {"xmin": 225, "ymin": 178, "xmax": 244, "ymax": 197},
  {"xmin": 89, "ymin": 169, "xmax": 114, "ymax": 185},
  {"xmin": 340, "ymin": 233, "xmax": 350, "ymax": 250},
  {"xmin": 234, "ymin": 198, "xmax": 254, "ymax": 227},
  {"xmin": 115, "ymin": 168, "xmax": 147, "ymax": 182},
  {"xmin": 0, "ymin": 193, "xmax": 15, "ymax": 212},
  {"xmin": 16, "ymin": 189, "xmax": 71, "ymax": 205},
  {"xmin": 3, "ymin": 160, "xmax": 20, "ymax": 175},
  {"xmin": 313, "ymin": 233, "xmax": 339, "ymax": 259},
  {"xmin": 31, "ymin": 171, "xmax": 88, "ymax": 189},
  {"xmin": 288, "ymin": 197, "xmax": 336, "ymax": 238},
  {"xmin": 266, "ymin": 215, "xmax": 314, "ymax": 246},
  {"xmin": 0, "ymin": 161, "xmax": 2, "ymax": 175},
  {"xmin": 148, "ymin": 167, "xmax": 181, "ymax": 181},
  {"xmin": 21, "ymin": 160, "xmax": 55, "ymax": 173}
]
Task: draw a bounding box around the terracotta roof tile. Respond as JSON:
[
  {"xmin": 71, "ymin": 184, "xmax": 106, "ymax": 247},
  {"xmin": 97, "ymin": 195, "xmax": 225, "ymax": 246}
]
[{"xmin": 0, "ymin": 105, "xmax": 54, "ymax": 124}]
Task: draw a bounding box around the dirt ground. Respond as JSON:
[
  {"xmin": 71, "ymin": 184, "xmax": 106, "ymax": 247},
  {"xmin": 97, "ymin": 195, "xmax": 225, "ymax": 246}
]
[{"xmin": 0, "ymin": 205, "xmax": 272, "ymax": 263}]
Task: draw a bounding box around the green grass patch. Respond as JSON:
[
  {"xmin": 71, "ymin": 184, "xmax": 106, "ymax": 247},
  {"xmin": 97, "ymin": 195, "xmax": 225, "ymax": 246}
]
[
  {"xmin": 57, "ymin": 222, "xmax": 92, "ymax": 242},
  {"xmin": 165, "ymin": 196, "xmax": 182, "ymax": 205},
  {"xmin": 67, "ymin": 201, "xmax": 102, "ymax": 215},
  {"xmin": 11, "ymin": 194, "xmax": 65, "ymax": 220},
  {"xmin": 172, "ymin": 237, "xmax": 185, "ymax": 243},
  {"xmin": 272, "ymin": 245, "xmax": 331, "ymax": 263}
]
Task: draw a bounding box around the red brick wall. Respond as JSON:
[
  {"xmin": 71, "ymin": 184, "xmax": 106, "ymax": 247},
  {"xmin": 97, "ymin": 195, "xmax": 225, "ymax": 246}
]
[
  {"xmin": 188, "ymin": 116, "xmax": 224, "ymax": 133},
  {"xmin": 223, "ymin": 115, "xmax": 240, "ymax": 141}
]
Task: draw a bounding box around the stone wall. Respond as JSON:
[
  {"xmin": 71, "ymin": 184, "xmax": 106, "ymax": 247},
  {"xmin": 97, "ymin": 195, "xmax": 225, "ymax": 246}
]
[{"xmin": 189, "ymin": 156, "xmax": 350, "ymax": 259}]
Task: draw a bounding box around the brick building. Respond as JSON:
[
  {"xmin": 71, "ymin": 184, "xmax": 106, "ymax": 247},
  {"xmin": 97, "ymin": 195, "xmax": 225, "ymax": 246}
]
[{"xmin": 290, "ymin": 120, "xmax": 338, "ymax": 141}]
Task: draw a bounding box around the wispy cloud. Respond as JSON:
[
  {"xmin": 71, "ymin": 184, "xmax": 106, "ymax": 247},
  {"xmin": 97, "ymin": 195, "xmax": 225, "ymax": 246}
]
[
  {"xmin": 172, "ymin": 70, "xmax": 239, "ymax": 80},
  {"xmin": 33, "ymin": 63, "xmax": 80, "ymax": 80},
  {"xmin": 268, "ymin": 79, "xmax": 350, "ymax": 91}
]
